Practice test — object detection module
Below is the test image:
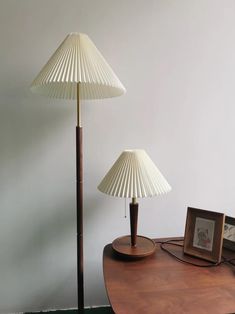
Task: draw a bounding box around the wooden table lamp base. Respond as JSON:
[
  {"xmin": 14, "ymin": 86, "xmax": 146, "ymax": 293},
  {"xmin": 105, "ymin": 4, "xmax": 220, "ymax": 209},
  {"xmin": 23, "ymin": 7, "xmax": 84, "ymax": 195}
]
[{"xmin": 112, "ymin": 235, "xmax": 156, "ymax": 258}]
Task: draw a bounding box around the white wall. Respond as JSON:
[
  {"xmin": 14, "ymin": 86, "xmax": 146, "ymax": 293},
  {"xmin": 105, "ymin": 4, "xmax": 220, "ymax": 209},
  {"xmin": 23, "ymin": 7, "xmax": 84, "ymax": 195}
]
[{"xmin": 0, "ymin": 0, "xmax": 235, "ymax": 312}]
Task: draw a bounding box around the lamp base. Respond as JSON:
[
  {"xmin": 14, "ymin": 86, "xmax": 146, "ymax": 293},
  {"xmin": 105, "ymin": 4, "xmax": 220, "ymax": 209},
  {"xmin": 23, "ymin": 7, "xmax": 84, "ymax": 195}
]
[{"xmin": 112, "ymin": 235, "xmax": 156, "ymax": 258}]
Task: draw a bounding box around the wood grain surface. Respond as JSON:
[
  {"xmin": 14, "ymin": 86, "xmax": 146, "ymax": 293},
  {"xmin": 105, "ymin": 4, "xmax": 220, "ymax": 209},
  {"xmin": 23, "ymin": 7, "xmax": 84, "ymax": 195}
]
[{"xmin": 103, "ymin": 237, "xmax": 235, "ymax": 314}]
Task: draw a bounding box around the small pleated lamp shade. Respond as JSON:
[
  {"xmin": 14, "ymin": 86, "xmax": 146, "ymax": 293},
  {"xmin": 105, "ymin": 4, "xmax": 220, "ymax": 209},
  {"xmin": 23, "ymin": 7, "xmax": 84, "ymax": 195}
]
[
  {"xmin": 98, "ymin": 149, "xmax": 172, "ymax": 198},
  {"xmin": 30, "ymin": 33, "xmax": 126, "ymax": 100}
]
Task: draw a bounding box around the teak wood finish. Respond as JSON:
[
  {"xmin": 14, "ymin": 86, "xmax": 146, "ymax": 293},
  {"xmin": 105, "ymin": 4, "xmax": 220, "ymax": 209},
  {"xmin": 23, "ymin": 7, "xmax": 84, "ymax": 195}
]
[
  {"xmin": 76, "ymin": 125, "xmax": 83, "ymax": 310},
  {"xmin": 130, "ymin": 202, "xmax": 138, "ymax": 246},
  {"xmin": 111, "ymin": 200, "xmax": 156, "ymax": 258},
  {"xmin": 103, "ymin": 237, "xmax": 235, "ymax": 314},
  {"xmin": 184, "ymin": 207, "xmax": 225, "ymax": 263},
  {"xmin": 76, "ymin": 83, "xmax": 84, "ymax": 311},
  {"xmin": 112, "ymin": 235, "xmax": 156, "ymax": 258}
]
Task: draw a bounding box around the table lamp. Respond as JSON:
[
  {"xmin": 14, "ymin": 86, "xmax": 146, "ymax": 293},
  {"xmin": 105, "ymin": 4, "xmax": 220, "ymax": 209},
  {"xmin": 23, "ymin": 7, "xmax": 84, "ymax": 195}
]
[
  {"xmin": 98, "ymin": 149, "xmax": 171, "ymax": 258},
  {"xmin": 30, "ymin": 33, "xmax": 125, "ymax": 311}
]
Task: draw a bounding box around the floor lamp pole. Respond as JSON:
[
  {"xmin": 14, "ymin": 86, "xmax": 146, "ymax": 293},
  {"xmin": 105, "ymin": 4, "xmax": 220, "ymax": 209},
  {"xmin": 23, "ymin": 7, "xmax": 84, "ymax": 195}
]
[
  {"xmin": 76, "ymin": 82, "xmax": 84, "ymax": 312},
  {"xmin": 30, "ymin": 33, "xmax": 126, "ymax": 313}
]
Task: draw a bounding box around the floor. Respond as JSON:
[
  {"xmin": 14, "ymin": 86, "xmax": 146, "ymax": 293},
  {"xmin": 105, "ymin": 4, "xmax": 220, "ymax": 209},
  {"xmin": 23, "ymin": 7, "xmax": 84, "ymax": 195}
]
[{"xmin": 26, "ymin": 307, "xmax": 113, "ymax": 314}]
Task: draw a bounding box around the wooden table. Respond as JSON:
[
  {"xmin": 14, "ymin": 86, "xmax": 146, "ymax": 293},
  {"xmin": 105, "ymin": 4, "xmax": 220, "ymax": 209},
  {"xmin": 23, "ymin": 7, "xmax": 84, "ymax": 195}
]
[{"xmin": 103, "ymin": 237, "xmax": 235, "ymax": 314}]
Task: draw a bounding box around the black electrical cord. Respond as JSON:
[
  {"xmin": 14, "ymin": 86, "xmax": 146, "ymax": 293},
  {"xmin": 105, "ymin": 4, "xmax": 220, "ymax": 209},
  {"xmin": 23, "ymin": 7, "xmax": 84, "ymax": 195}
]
[
  {"xmin": 156, "ymin": 239, "xmax": 234, "ymax": 268},
  {"xmin": 222, "ymin": 257, "xmax": 235, "ymax": 267}
]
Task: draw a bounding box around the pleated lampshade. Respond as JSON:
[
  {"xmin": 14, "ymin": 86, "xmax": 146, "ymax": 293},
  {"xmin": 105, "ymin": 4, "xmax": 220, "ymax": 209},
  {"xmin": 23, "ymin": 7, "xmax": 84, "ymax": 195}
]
[
  {"xmin": 30, "ymin": 32, "xmax": 126, "ymax": 100},
  {"xmin": 98, "ymin": 149, "xmax": 172, "ymax": 199}
]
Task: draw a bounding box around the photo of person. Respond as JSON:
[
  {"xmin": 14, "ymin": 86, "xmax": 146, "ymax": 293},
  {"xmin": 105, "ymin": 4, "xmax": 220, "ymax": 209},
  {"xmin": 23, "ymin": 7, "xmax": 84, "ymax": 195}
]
[{"xmin": 193, "ymin": 217, "xmax": 215, "ymax": 252}]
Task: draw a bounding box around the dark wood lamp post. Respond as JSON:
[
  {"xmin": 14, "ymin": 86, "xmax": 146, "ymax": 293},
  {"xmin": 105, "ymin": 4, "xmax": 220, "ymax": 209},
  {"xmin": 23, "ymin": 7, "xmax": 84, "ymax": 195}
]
[
  {"xmin": 98, "ymin": 149, "xmax": 172, "ymax": 258},
  {"xmin": 31, "ymin": 33, "xmax": 126, "ymax": 312}
]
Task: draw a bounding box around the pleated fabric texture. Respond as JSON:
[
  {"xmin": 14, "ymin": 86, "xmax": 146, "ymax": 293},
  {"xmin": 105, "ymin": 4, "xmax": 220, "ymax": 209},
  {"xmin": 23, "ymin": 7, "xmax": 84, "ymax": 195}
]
[
  {"xmin": 98, "ymin": 150, "xmax": 172, "ymax": 198},
  {"xmin": 30, "ymin": 33, "xmax": 126, "ymax": 100}
]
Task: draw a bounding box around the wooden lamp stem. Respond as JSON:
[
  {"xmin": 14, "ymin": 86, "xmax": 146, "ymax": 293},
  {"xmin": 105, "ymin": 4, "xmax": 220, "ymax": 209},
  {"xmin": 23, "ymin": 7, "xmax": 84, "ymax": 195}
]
[
  {"xmin": 130, "ymin": 198, "xmax": 138, "ymax": 247},
  {"xmin": 76, "ymin": 83, "xmax": 84, "ymax": 311},
  {"xmin": 112, "ymin": 196, "xmax": 156, "ymax": 257}
]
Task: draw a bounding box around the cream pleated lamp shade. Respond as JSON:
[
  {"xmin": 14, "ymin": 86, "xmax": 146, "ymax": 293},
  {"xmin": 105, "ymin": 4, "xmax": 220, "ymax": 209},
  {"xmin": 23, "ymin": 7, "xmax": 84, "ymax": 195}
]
[
  {"xmin": 98, "ymin": 150, "xmax": 172, "ymax": 198},
  {"xmin": 30, "ymin": 33, "xmax": 126, "ymax": 100}
]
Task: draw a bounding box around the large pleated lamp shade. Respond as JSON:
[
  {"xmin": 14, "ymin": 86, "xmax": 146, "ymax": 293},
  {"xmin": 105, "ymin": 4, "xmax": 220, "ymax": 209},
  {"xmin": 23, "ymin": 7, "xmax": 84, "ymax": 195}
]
[
  {"xmin": 98, "ymin": 149, "xmax": 171, "ymax": 258},
  {"xmin": 30, "ymin": 32, "xmax": 126, "ymax": 99},
  {"xmin": 30, "ymin": 32, "xmax": 125, "ymax": 311}
]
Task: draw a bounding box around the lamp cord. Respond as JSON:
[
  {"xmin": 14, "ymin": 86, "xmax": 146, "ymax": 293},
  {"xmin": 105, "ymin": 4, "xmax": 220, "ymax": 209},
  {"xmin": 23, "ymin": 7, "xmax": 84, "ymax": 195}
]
[{"xmin": 156, "ymin": 239, "xmax": 235, "ymax": 268}]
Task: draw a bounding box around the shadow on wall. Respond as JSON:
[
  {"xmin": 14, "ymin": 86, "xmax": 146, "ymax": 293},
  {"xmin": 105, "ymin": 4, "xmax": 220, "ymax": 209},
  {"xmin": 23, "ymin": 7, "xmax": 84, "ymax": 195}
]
[{"xmin": 0, "ymin": 94, "xmax": 79, "ymax": 312}]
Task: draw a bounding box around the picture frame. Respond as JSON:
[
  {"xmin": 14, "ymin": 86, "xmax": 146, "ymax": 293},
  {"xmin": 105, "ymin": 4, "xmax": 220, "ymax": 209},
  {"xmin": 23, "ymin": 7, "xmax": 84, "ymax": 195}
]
[
  {"xmin": 223, "ymin": 216, "xmax": 235, "ymax": 251},
  {"xmin": 183, "ymin": 207, "xmax": 225, "ymax": 263}
]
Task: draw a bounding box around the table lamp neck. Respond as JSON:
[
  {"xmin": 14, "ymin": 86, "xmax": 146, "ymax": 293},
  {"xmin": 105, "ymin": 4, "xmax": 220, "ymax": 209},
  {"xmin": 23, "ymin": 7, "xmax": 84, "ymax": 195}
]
[{"xmin": 132, "ymin": 197, "xmax": 137, "ymax": 204}]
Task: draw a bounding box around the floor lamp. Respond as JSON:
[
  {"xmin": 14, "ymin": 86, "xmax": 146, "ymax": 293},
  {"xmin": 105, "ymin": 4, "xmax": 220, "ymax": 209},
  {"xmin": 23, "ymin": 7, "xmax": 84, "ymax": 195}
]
[{"xmin": 30, "ymin": 33, "xmax": 126, "ymax": 311}]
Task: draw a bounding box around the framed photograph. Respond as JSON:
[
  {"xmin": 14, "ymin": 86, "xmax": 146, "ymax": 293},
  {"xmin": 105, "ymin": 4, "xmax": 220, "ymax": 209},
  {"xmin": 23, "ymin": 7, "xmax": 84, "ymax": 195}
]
[
  {"xmin": 183, "ymin": 207, "xmax": 225, "ymax": 263},
  {"xmin": 223, "ymin": 216, "xmax": 235, "ymax": 251}
]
